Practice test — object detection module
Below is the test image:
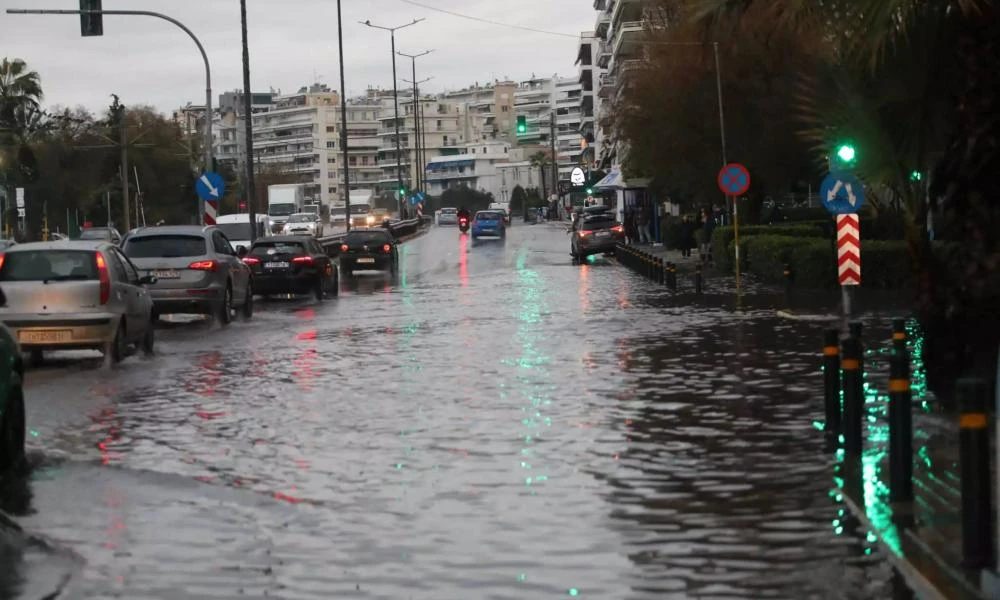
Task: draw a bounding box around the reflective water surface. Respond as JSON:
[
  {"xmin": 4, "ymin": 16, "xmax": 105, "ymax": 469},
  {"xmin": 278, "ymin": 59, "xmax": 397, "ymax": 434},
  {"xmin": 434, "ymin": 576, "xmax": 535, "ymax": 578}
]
[{"xmin": 1, "ymin": 224, "xmax": 907, "ymax": 598}]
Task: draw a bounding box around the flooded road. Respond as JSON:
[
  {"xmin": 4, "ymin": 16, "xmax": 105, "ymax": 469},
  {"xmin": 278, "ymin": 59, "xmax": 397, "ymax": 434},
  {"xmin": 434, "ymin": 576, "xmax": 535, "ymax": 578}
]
[{"xmin": 2, "ymin": 223, "xmax": 908, "ymax": 599}]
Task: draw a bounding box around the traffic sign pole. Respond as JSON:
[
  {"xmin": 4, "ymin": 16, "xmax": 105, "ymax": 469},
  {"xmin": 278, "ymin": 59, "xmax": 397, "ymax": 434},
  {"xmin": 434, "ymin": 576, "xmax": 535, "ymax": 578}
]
[{"xmin": 717, "ymin": 163, "xmax": 750, "ymax": 294}]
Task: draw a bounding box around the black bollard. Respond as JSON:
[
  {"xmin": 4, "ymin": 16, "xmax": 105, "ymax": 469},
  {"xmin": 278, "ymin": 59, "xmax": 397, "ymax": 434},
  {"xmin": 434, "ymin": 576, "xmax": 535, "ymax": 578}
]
[
  {"xmin": 849, "ymin": 321, "xmax": 863, "ymax": 343},
  {"xmin": 841, "ymin": 336, "xmax": 863, "ymax": 457},
  {"xmin": 823, "ymin": 329, "xmax": 841, "ymax": 437},
  {"xmin": 784, "ymin": 263, "xmax": 794, "ymax": 296},
  {"xmin": 888, "ymin": 350, "xmax": 913, "ymax": 503},
  {"xmin": 695, "ymin": 262, "xmax": 703, "ymax": 294},
  {"xmin": 892, "ymin": 318, "xmax": 907, "ymax": 353},
  {"xmin": 958, "ymin": 377, "xmax": 993, "ymax": 568},
  {"xmin": 658, "ymin": 258, "xmax": 666, "ymax": 285},
  {"xmin": 669, "ymin": 262, "xmax": 677, "ymax": 290}
]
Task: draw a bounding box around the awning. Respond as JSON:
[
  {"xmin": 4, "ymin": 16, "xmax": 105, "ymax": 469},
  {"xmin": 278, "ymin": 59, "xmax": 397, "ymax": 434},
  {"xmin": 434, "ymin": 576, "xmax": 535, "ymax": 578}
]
[{"xmin": 594, "ymin": 169, "xmax": 649, "ymax": 190}]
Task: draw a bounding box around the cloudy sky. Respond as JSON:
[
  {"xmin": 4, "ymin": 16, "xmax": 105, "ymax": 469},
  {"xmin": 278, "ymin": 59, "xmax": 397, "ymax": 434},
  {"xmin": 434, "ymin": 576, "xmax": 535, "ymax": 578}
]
[{"xmin": 1, "ymin": 0, "xmax": 594, "ymax": 115}]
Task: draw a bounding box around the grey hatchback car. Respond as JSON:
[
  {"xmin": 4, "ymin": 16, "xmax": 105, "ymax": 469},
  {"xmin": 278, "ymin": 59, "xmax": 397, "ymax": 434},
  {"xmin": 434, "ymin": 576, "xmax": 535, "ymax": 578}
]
[
  {"xmin": 0, "ymin": 241, "xmax": 157, "ymax": 363},
  {"xmin": 121, "ymin": 226, "xmax": 253, "ymax": 324}
]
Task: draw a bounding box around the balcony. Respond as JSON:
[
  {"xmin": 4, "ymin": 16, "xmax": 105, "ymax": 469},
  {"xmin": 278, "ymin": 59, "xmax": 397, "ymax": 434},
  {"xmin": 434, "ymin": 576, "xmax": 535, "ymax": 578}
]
[
  {"xmin": 598, "ymin": 72, "xmax": 617, "ymax": 98},
  {"xmin": 613, "ymin": 21, "xmax": 645, "ymax": 59},
  {"xmin": 595, "ymin": 11, "xmax": 611, "ymax": 38},
  {"xmin": 597, "ymin": 40, "xmax": 612, "ymax": 68}
]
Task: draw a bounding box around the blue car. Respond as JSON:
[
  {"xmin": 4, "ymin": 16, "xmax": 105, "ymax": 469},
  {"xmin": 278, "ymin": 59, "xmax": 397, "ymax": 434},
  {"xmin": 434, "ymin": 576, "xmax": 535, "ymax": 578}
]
[{"xmin": 471, "ymin": 210, "xmax": 506, "ymax": 243}]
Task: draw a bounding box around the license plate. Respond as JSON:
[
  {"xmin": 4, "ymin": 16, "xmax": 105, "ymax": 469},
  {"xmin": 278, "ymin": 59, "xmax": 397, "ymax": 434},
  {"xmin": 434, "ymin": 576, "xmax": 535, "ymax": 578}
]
[
  {"xmin": 155, "ymin": 270, "xmax": 180, "ymax": 279},
  {"xmin": 596, "ymin": 231, "xmax": 610, "ymax": 237},
  {"xmin": 357, "ymin": 258, "xmax": 375, "ymax": 264},
  {"xmin": 265, "ymin": 262, "xmax": 289, "ymax": 269},
  {"xmin": 19, "ymin": 330, "xmax": 72, "ymax": 344}
]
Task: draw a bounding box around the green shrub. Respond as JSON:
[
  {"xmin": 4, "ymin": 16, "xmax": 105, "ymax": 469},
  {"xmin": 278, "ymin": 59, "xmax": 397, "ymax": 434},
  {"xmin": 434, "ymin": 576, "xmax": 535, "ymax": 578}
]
[
  {"xmin": 712, "ymin": 224, "xmax": 825, "ymax": 273},
  {"xmin": 744, "ymin": 236, "xmax": 837, "ymax": 287}
]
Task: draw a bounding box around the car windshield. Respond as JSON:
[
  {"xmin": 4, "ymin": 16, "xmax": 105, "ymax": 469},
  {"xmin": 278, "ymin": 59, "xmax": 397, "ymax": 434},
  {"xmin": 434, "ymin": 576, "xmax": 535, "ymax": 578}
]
[
  {"xmin": 350, "ymin": 205, "xmax": 371, "ymax": 214},
  {"xmin": 216, "ymin": 223, "xmax": 253, "ymax": 240},
  {"xmin": 345, "ymin": 231, "xmax": 390, "ymax": 245},
  {"xmin": 0, "ymin": 250, "xmax": 98, "ymax": 281},
  {"xmin": 79, "ymin": 229, "xmax": 113, "ymax": 241},
  {"xmin": 287, "ymin": 214, "xmax": 313, "ymax": 223},
  {"xmin": 251, "ymin": 241, "xmax": 305, "ymax": 257},
  {"xmin": 124, "ymin": 235, "xmax": 207, "ymax": 259},
  {"xmin": 269, "ymin": 204, "xmax": 296, "ymax": 216}
]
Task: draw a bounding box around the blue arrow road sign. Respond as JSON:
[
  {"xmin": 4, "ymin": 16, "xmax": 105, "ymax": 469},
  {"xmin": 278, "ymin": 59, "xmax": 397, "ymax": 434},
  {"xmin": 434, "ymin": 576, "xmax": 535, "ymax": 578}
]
[
  {"xmin": 195, "ymin": 171, "xmax": 226, "ymax": 202},
  {"xmin": 410, "ymin": 192, "xmax": 425, "ymax": 205},
  {"xmin": 820, "ymin": 171, "xmax": 865, "ymax": 214}
]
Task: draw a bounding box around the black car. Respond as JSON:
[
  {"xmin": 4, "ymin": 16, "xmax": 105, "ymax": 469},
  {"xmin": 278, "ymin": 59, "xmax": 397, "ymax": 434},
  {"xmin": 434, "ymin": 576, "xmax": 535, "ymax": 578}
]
[
  {"xmin": 571, "ymin": 206, "xmax": 624, "ymax": 262},
  {"xmin": 339, "ymin": 228, "xmax": 398, "ymax": 276},
  {"xmin": 244, "ymin": 236, "xmax": 338, "ymax": 300}
]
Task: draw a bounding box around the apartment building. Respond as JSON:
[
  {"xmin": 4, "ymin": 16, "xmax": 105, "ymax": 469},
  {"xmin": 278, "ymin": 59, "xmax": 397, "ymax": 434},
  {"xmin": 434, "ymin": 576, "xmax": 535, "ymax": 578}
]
[
  {"xmin": 576, "ymin": 31, "xmax": 601, "ymax": 170},
  {"xmin": 424, "ymin": 140, "xmax": 512, "ymax": 201},
  {"xmin": 594, "ymin": 0, "xmax": 648, "ymax": 170}
]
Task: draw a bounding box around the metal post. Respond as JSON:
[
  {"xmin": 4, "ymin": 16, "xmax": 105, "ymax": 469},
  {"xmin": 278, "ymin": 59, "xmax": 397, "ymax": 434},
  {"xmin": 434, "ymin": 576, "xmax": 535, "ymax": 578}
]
[
  {"xmin": 892, "ymin": 318, "xmax": 907, "ymax": 353},
  {"xmin": 888, "ymin": 349, "xmax": 913, "ymax": 502},
  {"xmin": 117, "ymin": 100, "xmax": 130, "ymax": 232},
  {"xmin": 958, "ymin": 377, "xmax": 993, "ymax": 568},
  {"xmin": 550, "ymin": 112, "xmax": 558, "ymax": 211},
  {"xmin": 240, "ymin": 0, "xmax": 257, "ymax": 242},
  {"xmin": 841, "ymin": 336, "xmax": 863, "ymax": 457},
  {"xmin": 336, "ymin": 0, "xmax": 351, "ymax": 231},
  {"xmin": 6, "ymin": 8, "xmax": 214, "ymax": 222}
]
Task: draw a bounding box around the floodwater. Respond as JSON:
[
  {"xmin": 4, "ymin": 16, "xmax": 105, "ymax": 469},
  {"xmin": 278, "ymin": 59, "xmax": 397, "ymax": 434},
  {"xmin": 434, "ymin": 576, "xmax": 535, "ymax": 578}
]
[{"xmin": 1, "ymin": 222, "xmax": 909, "ymax": 599}]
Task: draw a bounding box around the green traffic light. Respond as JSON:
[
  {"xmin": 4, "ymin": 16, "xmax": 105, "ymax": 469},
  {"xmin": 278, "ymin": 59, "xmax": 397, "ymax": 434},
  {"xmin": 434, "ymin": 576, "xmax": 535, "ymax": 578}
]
[
  {"xmin": 910, "ymin": 170, "xmax": 922, "ymax": 181},
  {"xmin": 837, "ymin": 144, "xmax": 856, "ymax": 163}
]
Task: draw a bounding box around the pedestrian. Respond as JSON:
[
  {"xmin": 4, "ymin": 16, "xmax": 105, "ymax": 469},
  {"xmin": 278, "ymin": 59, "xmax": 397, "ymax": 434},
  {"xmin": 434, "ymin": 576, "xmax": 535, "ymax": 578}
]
[
  {"xmin": 700, "ymin": 208, "xmax": 717, "ymax": 262},
  {"xmin": 679, "ymin": 215, "xmax": 695, "ymax": 258},
  {"xmin": 637, "ymin": 206, "xmax": 651, "ymax": 244},
  {"xmin": 624, "ymin": 207, "xmax": 636, "ymax": 245}
]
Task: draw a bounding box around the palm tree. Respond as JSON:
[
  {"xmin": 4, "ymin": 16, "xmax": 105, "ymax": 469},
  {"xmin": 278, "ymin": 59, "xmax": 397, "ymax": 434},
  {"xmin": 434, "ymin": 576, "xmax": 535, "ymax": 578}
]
[
  {"xmin": 529, "ymin": 150, "xmax": 552, "ymax": 202},
  {"xmin": 689, "ymin": 0, "xmax": 997, "ymax": 406},
  {"xmin": 0, "ymin": 58, "xmax": 43, "ymax": 193}
]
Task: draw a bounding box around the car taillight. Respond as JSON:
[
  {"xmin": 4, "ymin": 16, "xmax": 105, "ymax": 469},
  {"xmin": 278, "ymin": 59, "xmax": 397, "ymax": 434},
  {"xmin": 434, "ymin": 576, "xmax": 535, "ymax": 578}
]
[
  {"xmin": 292, "ymin": 256, "xmax": 314, "ymax": 265},
  {"xmin": 0, "ymin": 254, "xmax": 5, "ymax": 272},
  {"xmin": 579, "ymin": 230, "xmax": 593, "ymax": 238},
  {"xmin": 242, "ymin": 257, "xmax": 261, "ymax": 265},
  {"xmin": 382, "ymin": 244, "xmax": 391, "ymax": 253},
  {"xmin": 612, "ymin": 225, "xmax": 624, "ymax": 233},
  {"xmin": 95, "ymin": 252, "xmax": 110, "ymax": 305},
  {"xmin": 340, "ymin": 244, "xmax": 349, "ymax": 252},
  {"xmin": 188, "ymin": 260, "xmax": 217, "ymax": 271}
]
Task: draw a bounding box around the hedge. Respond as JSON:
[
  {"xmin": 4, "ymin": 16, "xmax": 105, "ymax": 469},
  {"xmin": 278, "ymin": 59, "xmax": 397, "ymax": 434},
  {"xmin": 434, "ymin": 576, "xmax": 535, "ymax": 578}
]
[
  {"xmin": 735, "ymin": 236, "xmax": 916, "ymax": 289},
  {"xmin": 712, "ymin": 224, "xmax": 826, "ymax": 273}
]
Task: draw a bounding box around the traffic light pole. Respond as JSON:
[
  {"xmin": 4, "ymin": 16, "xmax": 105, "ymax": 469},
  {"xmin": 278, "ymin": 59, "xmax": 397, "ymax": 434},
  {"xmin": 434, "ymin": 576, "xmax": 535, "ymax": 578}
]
[{"xmin": 7, "ymin": 8, "xmax": 215, "ymax": 200}]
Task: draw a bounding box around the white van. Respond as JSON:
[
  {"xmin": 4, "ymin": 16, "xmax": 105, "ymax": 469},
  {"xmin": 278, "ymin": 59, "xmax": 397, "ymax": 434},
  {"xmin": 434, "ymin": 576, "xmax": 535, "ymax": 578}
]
[{"xmin": 215, "ymin": 213, "xmax": 271, "ymax": 253}]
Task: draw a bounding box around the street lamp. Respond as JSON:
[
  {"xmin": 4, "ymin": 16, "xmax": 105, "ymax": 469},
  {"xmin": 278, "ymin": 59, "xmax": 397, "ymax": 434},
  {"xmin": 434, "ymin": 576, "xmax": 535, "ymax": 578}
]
[
  {"xmin": 398, "ymin": 48, "xmax": 434, "ymax": 196},
  {"xmin": 239, "ymin": 0, "xmax": 258, "ymax": 242},
  {"xmin": 336, "ymin": 0, "xmax": 352, "ymax": 231},
  {"xmin": 360, "ymin": 17, "xmax": 424, "ymax": 218}
]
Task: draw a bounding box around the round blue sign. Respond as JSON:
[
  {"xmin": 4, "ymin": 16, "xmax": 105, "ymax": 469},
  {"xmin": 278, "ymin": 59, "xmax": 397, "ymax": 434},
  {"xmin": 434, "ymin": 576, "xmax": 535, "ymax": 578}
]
[
  {"xmin": 820, "ymin": 171, "xmax": 865, "ymax": 215},
  {"xmin": 195, "ymin": 171, "xmax": 226, "ymax": 203}
]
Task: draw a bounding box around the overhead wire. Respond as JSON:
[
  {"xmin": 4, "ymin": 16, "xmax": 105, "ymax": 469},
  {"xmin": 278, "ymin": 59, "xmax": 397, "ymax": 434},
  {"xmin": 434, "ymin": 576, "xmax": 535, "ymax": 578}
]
[{"xmin": 394, "ymin": 0, "xmax": 579, "ymax": 38}]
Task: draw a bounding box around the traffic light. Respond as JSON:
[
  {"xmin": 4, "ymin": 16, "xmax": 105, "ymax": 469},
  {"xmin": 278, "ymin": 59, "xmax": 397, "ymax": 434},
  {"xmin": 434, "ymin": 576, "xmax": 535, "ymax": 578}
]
[
  {"xmin": 836, "ymin": 143, "xmax": 856, "ymax": 165},
  {"xmin": 586, "ymin": 186, "xmax": 594, "ymax": 195},
  {"xmin": 80, "ymin": 0, "xmax": 103, "ymax": 37},
  {"xmin": 516, "ymin": 115, "xmax": 527, "ymax": 135},
  {"xmin": 910, "ymin": 170, "xmax": 922, "ymax": 182}
]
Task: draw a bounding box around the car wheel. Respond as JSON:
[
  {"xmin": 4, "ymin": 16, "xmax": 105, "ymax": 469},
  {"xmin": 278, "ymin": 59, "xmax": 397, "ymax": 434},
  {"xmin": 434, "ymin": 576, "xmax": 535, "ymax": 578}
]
[
  {"xmin": 0, "ymin": 384, "xmax": 25, "ymax": 475},
  {"xmin": 240, "ymin": 284, "xmax": 254, "ymax": 321},
  {"xmin": 107, "ymin": 322, "xmax": 127, "ymax": 364},
  {"xmin": 314, "ymin": 277, "xmax": 325, "ymax": 302},
  {"xmin": 29, "ymin": 349, "xmax": 43, "ymax": 367},
  {"xmin": 325, "ymin": 267, "xmax": 339, "ymax": 297},
  {"xmin": 216, "ymin": 285, "xmax": 233, "ymax": 326},
  {"xmin": 141, "ymin": 319, "xmax": 155, "ymax": 357}
]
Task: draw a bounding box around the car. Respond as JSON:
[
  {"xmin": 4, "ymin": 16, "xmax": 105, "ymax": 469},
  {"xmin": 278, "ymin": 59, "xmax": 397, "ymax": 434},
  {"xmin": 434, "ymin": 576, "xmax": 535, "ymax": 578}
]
[
  {"xmin": 78, "ymin": 227, "xmax": 123, "ymax": 245},
  {"xmin": 0, "ymin": 241, "xmax": 157, "ymax": 364},
  {"xmin": 339, "ymin": 228, "xmax": 398, "ymax": 276},
  {"xmin": 470, "ymin": 210, "xmax": 507, "ymax": 243},
  {"xmin": 121, "ymin": 226, "xmax": 253, "ymax": 325},
  {"xmin": 489, "ymin": 203, "xmax": 512, "ymax": 226},
  {"xmin": 283, "ymin": 213, "xmax": 324, "ymax": 238},
  {"xmin": 216, "ymin": 213, "xmax": 272, "ymax": 254},
  {"xmin": 437, "ymin": 207, "xmax": 458, "ymax": 225},
  {"xmin": 0, "ymin": 240, "xmax": 16, "ymax": 254},
  {"xmin": 243, "ymin": 236, "xmax": 338, "ymax": 301},
  {"xmin": 0, "ymin": 321, "xmax": 24, "ymax": 475},
  {"xmin": 571, "ymin": 205, "xmax": 624, "ymax": 262}
]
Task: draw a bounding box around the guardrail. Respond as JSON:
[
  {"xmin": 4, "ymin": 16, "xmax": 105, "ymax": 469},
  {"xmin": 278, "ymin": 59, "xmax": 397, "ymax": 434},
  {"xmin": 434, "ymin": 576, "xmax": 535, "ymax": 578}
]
[{"xmin": 316, "ymin": 217, "xmax": 429, "ymax": 256}]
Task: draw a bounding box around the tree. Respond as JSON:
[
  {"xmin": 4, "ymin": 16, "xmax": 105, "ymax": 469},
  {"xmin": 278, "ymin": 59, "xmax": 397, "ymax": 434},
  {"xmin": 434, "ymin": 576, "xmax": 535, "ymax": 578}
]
[
  {"xmin": 510, "ymin": 185, "xmax": 528, "ymax": 217},
  {"xmin": 0, "ymin": 58, "xmax": 44, "ymax": 230},
  {"xmin": 529, "ymin": 151, "xmax": 552, "ymax": 201}
]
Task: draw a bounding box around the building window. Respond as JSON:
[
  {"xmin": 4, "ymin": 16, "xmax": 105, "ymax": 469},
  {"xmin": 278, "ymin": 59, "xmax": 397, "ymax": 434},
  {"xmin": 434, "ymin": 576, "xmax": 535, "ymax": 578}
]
[
  {"xmin": 326, "ymin": 126, "xmax": 336, "ymax": 132},
  {"xmin": 326, "ymin": 141, "xmax": 336, "ymax": 148},
  {"xmin": 349, "ymin": 156, "xmax": 357, "ymax": 166},
  {"xmin": 328, "ymin": 156, "xmax": 336, "ymax": 163},
  {"xmin": 362, "ymin": 156, "xmax": 369, "ymax": 165},
  {"xmin": 437, "ymin": 120, "xmax": 442, "ymax": 128},
  {"xmin": 501, "ymin": 105, "xmax": 509, "ymax": 112}
]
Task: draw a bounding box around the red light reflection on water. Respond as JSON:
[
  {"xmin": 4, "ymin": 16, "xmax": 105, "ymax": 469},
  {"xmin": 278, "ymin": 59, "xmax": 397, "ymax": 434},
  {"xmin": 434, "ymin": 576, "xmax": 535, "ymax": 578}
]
[
  {"xmin": 578, "ymin": 263, "xmax": 591, "ymax": 312},
  {"xmin": 185, "ymin": 351, "xmax": 222, "ymax": 398},
  {"xmin": 459, "ymin": 235, "xmax": 469, "ymax": 287},
  {"xmin": 295, "ymin": 307, "xmax": 316, "ymax": 320}
]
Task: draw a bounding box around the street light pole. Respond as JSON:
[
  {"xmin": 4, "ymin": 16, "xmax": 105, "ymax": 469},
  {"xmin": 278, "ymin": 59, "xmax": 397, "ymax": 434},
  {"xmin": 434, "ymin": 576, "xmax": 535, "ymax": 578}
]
[
  {"xmin": 7, "ymin": 8, "xmax": 214, "ymax": 222},
  {"xmin": 239, "ymin": 0, "xmax": 258, "ymax": 242},
  {"xmin": 398, "ymin": 49, "xmax": 434, "ymax": 198},
  {"xmin": 361, "ymin": 18, "xmax": 424, "ymax": 218},
  {"xmin": 336, "ymin": 0, "xmax": 352, "ymax": 231}
]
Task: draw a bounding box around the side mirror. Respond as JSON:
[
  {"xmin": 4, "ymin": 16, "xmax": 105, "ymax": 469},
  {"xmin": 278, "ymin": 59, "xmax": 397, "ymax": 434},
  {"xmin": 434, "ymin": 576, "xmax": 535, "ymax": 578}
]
[
  {"xmin": 138, "ymin": 274, "xmax": 159, "ymax": 286},
  {"xmin": 236, "ymin": 245, "xmax": 249, "ymax": 258}
]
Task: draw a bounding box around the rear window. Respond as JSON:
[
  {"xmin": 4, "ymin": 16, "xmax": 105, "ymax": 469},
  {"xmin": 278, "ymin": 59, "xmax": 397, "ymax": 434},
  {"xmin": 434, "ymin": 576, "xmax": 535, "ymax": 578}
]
[
  {"xmin": 440, "ymin": 208, "xmax": 457, "ymax": 214},
  {"xmin": 582, "ymin": 216, "xmax": 616, "ymax": 228},
  {"xmin": 79, "ymin": 229, "xmax": 112, "ymax": 241},
  {"xmin": 476, "ymin": 212, "xmax": 501, "ymax": 221},
  {"xmin": 124, "ymin": 235, "xmax": 207, "ymax": 259},
  {"xmin": 345, "ymin": 231, "xmax": 391, "ymax": 244},
  {"xmin": 0, "ymin": 250, "xmax": 98, "ymax": 281},
  {"xmin": 250, "ymin": 241, "xmax": 305, "ymax": 257}
]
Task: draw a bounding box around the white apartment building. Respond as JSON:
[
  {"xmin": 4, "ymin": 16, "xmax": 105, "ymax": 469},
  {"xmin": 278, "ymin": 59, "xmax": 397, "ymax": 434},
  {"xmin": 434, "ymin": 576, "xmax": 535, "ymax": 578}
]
[
  {"xmin": 594, "ymin": 0, "xmax": 648, "ymax": 170},
  {"xmin": 554, "ymin": 76, "xmax": 584, "ymax": 180},
  {"xmin": 576, "ymin": 31, "xmax": 601, "ymax": 170},
  {"xmin": 424, "ymin": 140, "xmax": 511, "ymax": 201}
]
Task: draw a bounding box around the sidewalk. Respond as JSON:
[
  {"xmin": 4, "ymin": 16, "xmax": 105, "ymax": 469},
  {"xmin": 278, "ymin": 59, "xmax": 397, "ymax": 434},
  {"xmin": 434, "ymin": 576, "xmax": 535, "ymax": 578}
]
[{"xmin": 837, "ymin": 330, "xmax": 997, "ymax": 600}]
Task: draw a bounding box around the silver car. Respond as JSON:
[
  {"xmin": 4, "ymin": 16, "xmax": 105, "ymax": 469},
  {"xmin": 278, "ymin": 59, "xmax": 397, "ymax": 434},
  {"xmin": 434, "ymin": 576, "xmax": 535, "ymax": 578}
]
[
  {"xmin": 121, "ymin": 226, "xmax": 253, "ymax": 324},
  {"xmin": 0, "ymin": 241, "xmax": 157, "ymax": 364},
  {"xmin": 437, "ymin": 207, "xmax": 458, "ymax": 225},
  {"xmin": 282, "ymin": 213, "xmax": 324, "ymax": 237}
]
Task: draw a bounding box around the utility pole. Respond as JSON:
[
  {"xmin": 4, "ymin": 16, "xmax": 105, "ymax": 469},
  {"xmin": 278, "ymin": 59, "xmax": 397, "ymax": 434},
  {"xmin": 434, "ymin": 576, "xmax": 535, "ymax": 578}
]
[
  {"xmin": 336, "ymin": 0, "xmax": 352, "ymax": 231},
  {"xmin": 398, "ymin": 49, "xmax": 434, "ymax": 200},
  {"xmin": 550, "ymin": 111, "xmax": 558, "ymax": 216},
  {"xmin": 240, "ymin": 0, "xmax": 258, "ymax": 242},
  {"xmin": 111, "ymin": 95, "xmax": 131, "ymax": 232}
]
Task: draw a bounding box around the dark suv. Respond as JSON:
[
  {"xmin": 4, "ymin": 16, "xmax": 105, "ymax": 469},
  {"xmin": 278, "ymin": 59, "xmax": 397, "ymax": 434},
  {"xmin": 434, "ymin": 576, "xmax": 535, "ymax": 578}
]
[
  {"xmin": 339, "ymin": 228, "xmax": 398, "ymax": 276},
  {"xmin": 570, "ymin": 206, "xmax": 624, "ymax": 262}
]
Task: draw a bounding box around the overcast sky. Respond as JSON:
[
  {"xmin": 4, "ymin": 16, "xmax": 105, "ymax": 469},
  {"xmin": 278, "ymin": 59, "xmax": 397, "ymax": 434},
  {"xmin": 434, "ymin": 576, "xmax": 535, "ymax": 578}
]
[{"xmin": 0, "ymin": 0, "xmax": 594, "ymax": 116}]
